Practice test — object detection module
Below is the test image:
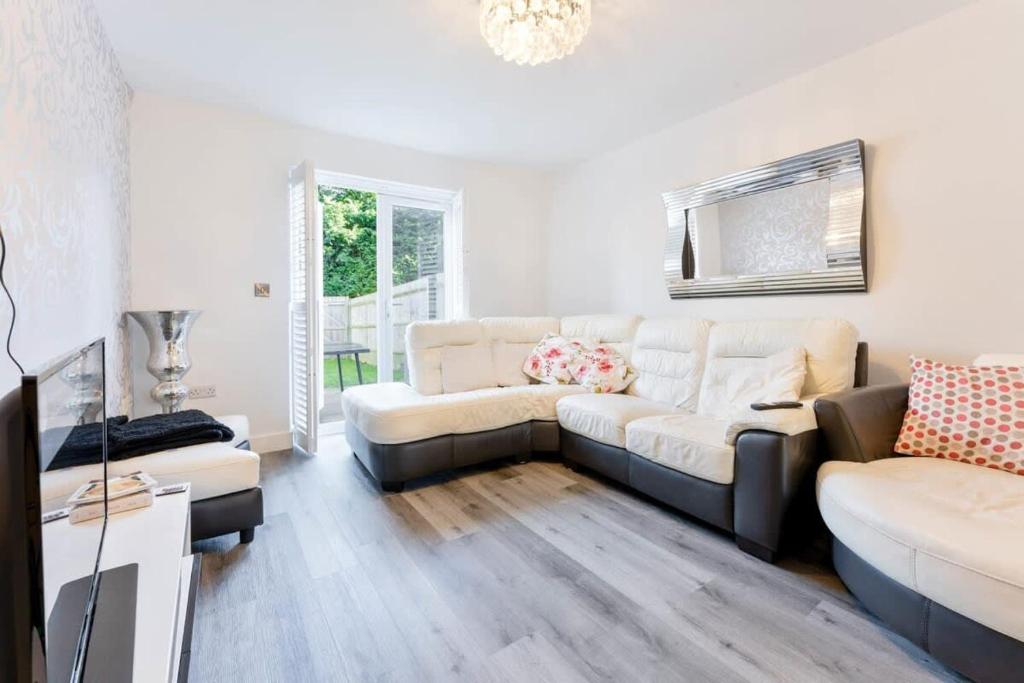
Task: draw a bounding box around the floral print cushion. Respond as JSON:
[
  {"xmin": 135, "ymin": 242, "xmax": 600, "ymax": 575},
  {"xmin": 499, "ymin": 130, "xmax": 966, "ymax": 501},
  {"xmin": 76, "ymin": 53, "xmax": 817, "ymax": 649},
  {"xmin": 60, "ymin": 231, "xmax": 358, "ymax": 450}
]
[
  {"xmin": 523, "ymin": 334, "xmax": 589, "ymax": 385},
  {"xmin": 570, "ymin": 344, "xmax": 637, "ymax": 394}
]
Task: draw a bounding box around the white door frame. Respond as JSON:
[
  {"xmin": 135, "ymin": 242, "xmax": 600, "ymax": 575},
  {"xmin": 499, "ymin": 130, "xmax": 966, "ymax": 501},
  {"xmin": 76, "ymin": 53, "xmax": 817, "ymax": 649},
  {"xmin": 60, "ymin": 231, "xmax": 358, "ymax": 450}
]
[{"xmin": 313, "ymin": 169, "xmax": 463, "ymax": 399}]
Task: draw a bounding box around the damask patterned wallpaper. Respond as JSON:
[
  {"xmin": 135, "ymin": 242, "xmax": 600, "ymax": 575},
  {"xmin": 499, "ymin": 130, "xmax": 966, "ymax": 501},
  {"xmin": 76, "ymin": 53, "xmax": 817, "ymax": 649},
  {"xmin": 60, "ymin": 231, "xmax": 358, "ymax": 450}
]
[
  {"xmin": 718, "ymin": 179, "xmax": 829, "ymax": 276},
  {"xmin": 0, "ymin": 0, "xmax": 132, "ymax": 410}
]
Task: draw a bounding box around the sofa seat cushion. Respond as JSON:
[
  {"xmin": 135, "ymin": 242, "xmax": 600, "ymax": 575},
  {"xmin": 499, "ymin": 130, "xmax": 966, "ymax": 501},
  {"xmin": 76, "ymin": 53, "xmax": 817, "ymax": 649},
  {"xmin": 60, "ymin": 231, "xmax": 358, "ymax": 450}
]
[
  {"xmin": 817, "ymin": 457, "xmax": 1024, "ymax": 641},
  {"xmin": 40, "ymin": 442, "xmax": 260, "ymax": 508},
  {"xmin": 342, "ymin": 382, "xmax": 586, "ymax": 445},
  {"xmin": 626, "ymin": 413, "xmax": 735, "ymax": 484},
  {"xmin": 556, "ymin": 393, "xmax": 676, "ymax": 448}
]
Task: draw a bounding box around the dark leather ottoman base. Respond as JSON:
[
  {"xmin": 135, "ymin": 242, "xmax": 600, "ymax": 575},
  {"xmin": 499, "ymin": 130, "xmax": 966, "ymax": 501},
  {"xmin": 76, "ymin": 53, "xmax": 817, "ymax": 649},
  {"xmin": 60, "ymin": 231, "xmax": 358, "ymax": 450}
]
[
  {"xmin": 833, "ymin": 538, "xmax": 1024, "ymax": 683},
  {"xmin": 347, "ymin": 420, "xmax": 558, "ymax": 489},
  {"xmin": 191, "ymin": 487, "xmax": 264, "ymax": 543}
]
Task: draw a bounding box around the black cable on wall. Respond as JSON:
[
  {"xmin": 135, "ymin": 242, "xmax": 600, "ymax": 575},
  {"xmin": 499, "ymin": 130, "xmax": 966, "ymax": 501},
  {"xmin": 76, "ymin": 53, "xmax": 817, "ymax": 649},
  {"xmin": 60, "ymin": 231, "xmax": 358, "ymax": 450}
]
[{"xmin": 0, "ymin": 224, "xmax": 24, "ymax": 374}]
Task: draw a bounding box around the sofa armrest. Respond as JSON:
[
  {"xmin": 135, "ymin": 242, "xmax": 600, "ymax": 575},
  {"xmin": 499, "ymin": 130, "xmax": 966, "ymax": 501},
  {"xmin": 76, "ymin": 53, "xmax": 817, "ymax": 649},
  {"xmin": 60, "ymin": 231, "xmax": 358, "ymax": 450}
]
[
  {"xmin": 813, "ymin": 384, "xmax": 909, "ymax": 463},
  {"xmin": 733, "ymin": 430, "xmax": 819, "ymax": 561},
  {"xmin": 724, "ymin": 402, "xmax": 818, "ymax": 445}
]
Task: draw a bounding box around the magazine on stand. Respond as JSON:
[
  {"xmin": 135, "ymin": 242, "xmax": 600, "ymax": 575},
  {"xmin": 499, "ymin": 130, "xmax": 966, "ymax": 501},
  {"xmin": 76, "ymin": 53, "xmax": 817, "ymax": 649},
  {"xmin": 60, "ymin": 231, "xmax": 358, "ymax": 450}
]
[
  {"xmin": 66, "ymin": 471, "xmax": 158, "ymax": 524},
  {"xmin": 67, "ymin": 471, "xmax": 157, "ymax": 506}
]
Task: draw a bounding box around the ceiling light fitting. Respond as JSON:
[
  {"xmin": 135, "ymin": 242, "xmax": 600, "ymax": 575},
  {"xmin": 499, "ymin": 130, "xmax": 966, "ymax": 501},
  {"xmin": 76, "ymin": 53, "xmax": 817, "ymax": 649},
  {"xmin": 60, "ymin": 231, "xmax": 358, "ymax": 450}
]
[{"xmin": 480, "ymin": 0, "xmax": 591, "ymax": 66}]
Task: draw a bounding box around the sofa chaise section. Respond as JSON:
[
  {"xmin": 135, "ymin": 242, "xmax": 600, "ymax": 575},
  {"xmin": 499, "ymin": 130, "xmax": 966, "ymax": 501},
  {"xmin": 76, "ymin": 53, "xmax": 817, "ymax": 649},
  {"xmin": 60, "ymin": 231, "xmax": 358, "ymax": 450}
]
[
  {"xmin": 343, "ymin": 382, "xmax": 583, "ymax": 490},
  {"xmin": 343, "ymin": 316, "xmax": 597, "ymax": 490},
  {"xmin": 815, "ymin": 384, "xmax": 1024, "ymax": 683}
]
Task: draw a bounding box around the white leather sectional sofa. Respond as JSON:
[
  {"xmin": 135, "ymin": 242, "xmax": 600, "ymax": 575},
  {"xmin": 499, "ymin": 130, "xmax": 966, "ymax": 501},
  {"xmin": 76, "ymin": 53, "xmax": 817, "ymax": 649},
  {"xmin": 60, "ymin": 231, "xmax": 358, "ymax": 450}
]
[{"xmin": 343, "ymin": 314, "xmax": 865, "ymax": 561}]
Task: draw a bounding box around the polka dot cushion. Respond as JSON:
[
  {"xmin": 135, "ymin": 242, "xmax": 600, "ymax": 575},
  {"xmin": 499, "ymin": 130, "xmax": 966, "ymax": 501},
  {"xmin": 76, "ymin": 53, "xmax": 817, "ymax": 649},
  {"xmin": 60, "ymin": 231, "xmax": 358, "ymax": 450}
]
[{"xmin": 896, "ymin": 356, "xmax": 1024, "ymax": 475}]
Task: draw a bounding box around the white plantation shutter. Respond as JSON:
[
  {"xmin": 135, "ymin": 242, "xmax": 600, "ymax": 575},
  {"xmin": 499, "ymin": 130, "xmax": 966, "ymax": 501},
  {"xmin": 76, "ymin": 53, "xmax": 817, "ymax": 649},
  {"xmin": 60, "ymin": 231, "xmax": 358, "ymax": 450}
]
[{"xmin": 289, "ymin": 161, "xmax": 319, "ymax": 454}]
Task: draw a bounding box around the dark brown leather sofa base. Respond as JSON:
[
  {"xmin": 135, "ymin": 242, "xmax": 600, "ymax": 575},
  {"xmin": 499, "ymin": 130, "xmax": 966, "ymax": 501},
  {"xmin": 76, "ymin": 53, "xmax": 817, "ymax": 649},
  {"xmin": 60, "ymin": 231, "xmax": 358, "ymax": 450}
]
[
  {"xmin": 346, "ymin": 420, "xmax": 559, "ymax": 493},
  {"xmin": 191, "ymin": 487, "xmax": 264, "ymax": 544},
  {"xmin": 560, "ymin": 428, "xmax": 734, "ymax": 531},
  {"xmin": 561, "ymin": 428, "xmax": 819, "ymax": 562},
  {"xmin": 348, "ymin": 420, "xmax": 818, "ymax": 561},
  {"xmin": 346, "ymin": 343, "xmax": 867, "ymax": 555},
  {"xmin": 833, "ymin": 538, "xmax": 1024, "ymax": 683}
]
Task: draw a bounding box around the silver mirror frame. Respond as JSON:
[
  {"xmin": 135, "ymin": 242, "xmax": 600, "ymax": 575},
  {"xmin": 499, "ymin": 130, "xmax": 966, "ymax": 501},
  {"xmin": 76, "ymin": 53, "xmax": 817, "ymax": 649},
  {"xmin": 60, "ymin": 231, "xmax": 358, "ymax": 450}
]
[{"xmin": 662, "ymin": 139, "xmax": 866, "ymax": 298}]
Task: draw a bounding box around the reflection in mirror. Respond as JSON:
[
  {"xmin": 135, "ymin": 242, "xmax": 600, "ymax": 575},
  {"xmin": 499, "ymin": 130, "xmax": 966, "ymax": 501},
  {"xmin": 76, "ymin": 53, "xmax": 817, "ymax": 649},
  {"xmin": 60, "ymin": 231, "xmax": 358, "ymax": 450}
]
[
  {"xmin": 688, "ymin": 179, "xmax": 830, "ymax": 278},
  {"xmin": 37, "ymin": 345, "xmax": 107, "ymax": 514}
]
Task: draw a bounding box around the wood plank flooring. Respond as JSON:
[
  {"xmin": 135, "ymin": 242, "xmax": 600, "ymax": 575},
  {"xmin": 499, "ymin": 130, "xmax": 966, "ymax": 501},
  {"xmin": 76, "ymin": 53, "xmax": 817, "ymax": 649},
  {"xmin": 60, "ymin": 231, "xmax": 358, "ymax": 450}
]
[{"xmin": 190, "ymin": 435, "xmax": 962, "ymax": 682}]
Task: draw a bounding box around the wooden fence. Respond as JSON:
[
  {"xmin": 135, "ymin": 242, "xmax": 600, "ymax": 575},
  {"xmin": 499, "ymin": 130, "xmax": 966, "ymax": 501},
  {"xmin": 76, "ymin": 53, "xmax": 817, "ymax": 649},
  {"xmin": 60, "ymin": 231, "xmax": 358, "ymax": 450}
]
[{"xmin": 323, "ymin": 274, "xmax": 444, "ymax": 369}]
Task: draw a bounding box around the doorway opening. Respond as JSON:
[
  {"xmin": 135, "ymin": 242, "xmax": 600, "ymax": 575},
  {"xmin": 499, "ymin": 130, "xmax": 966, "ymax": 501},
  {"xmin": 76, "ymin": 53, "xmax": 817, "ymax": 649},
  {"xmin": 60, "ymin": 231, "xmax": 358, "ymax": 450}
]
[{"xmin": 311, "ymin": 172, "xmax": 463, "ymax": 438}]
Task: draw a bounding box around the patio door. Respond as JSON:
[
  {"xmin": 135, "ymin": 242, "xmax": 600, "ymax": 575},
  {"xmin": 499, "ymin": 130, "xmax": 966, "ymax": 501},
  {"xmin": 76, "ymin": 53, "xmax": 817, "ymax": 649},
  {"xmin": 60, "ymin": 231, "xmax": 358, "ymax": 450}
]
[
  {"xmin": 376, "ymin": 195, "xmax": 457, "ymax": 383},
  {"xmin": 311, "ymin": 170, "xmax": 462, "ymax": 430}
]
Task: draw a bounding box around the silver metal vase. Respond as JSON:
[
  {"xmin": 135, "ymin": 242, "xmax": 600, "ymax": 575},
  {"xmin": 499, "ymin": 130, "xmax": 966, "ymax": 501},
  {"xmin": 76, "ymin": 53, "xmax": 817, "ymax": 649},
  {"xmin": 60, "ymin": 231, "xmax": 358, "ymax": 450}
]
[{"xmin": 128, "ymin": 310, "xmax": 201, "ymax": 414}]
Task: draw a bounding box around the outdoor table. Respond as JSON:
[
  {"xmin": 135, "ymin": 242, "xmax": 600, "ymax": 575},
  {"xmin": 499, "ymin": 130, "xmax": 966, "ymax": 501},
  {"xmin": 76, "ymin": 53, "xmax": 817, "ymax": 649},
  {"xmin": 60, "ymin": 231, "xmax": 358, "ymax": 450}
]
[{"xmin": 324, "ymin": 342, "xmax": 371, "ymax": 390}]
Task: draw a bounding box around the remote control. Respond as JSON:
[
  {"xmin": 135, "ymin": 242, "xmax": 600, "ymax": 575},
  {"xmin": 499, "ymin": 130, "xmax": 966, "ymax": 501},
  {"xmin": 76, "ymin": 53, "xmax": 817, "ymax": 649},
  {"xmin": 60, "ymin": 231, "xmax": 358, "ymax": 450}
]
[
  {"xmin": 42, "ymin": 508, "xmax": 70, "ymax": 524},
  {"xmin": 750, "ymin": 401, "xmax": 803, "ymax": 411},
  {"xmin": 155, "ymin": 483, "xmax": 190, "ymax": 496}
]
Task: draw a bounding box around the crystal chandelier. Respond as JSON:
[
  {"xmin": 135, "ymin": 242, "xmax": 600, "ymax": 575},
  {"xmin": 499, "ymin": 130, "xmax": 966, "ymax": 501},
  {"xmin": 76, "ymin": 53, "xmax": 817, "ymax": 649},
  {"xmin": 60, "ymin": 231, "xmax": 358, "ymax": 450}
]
[{"xmin": 480, "ymin": 0, "xmax": 591, "ymax": 66}]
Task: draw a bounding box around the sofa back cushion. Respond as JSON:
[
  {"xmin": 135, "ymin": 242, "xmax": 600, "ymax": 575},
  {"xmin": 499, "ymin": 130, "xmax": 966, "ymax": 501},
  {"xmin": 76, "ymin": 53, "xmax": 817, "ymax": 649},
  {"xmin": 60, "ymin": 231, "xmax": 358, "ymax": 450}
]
[
  {"xmin": 698, "ymin": 347, "xmax": 807, "ymax": 417},
  {"xmin": 699, "ymin": 319, "xmax": 858, "ymax": 407},
  {"xmin": 440, "ymin": 343, "xmax": 497, "ymax": 393},
  {"xmin": 560, "ymin": 315, "xmax": 642, "ymax": 361},
  {"xmin": 406, "ymin": 320, "xmax": 485, "ymax": 395},
  {"xmin": 974, "ymin": 353, "xmax": 1024, "ymax": 367},
  {"xmin": 627, "ymin": 318, "xmax": 712, "ymax": 410},
  {"xmin": 481, "ymin": 317, "xmax": 560, "ymax": 387}
]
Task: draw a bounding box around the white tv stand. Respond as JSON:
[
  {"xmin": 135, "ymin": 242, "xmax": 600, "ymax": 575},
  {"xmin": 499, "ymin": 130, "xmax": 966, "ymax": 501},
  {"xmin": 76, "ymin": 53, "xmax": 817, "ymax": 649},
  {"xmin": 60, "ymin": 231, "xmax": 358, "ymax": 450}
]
[{"xmin": 43, "ymin": 485, "xmax": 200, "ymax": 682}]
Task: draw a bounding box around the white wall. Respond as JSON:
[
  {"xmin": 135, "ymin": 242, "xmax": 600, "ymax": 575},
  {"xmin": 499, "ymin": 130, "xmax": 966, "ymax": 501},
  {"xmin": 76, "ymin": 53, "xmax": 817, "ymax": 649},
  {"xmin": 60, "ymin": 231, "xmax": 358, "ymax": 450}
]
[
  {"xmin": 0, "ymin": 0, "xmax": 131, "ymax": 409},
  {"xmin": 545, "ymin": 0, "xmax": 1024, "ymax": 384},
  {"xmin": 129, "ymin": 92, "xmax": 552, "ymax": 446}
]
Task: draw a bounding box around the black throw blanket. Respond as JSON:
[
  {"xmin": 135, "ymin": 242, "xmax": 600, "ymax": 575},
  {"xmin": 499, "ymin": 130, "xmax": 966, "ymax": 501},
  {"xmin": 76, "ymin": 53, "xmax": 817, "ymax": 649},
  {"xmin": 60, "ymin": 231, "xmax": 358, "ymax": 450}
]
[
  {"xmin": 46, "ymin": 416, "xmax": 128, "ymax": 470},
  {"xmin": 49, "ymin": 410, "xmax": 235, "ymax": 471}
]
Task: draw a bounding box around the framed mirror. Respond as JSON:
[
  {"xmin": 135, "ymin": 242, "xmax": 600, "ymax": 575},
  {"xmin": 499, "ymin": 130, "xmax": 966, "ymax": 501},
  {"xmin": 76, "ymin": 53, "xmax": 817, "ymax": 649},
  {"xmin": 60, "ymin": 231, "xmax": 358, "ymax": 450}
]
[{"xmin": 662, "ymin": 139, "xmax": 866, "ymax": 298}]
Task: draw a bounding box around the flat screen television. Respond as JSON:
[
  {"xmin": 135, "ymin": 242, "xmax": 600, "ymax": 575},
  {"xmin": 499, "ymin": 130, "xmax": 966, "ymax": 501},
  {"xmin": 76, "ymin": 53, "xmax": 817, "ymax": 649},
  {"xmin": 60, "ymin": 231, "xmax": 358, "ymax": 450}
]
[{"xmin": 0, "ymin": 338, "xmax": 135, "ymax": 683}]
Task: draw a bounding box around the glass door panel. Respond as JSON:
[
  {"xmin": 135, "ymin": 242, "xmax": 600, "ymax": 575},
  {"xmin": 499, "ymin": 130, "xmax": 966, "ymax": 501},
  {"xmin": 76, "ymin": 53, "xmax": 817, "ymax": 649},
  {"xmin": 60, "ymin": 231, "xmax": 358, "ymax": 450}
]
[
  {"xmin": 390, "ymin": 203, "xmax": 446, "ymax": 383},
  {"xmin": 317, "ymin": 185, "xmax": 380, "ymax": 427}
]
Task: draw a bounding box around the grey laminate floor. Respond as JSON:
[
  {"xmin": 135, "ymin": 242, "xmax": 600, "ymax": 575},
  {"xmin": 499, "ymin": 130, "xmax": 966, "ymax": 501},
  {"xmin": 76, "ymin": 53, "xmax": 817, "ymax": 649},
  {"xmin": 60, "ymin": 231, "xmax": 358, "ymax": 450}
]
[{"xmin": 190, "ymin": 435, "xmax": 961, "ymax": 683}]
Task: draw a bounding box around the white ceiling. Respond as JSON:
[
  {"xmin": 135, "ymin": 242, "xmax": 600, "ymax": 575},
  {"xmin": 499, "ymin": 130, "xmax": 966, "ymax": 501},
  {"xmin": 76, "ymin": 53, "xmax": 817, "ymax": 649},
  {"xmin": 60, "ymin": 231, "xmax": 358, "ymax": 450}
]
[{"xmin": 94, "ymin": 0, "xmax": 973, "ymax": 166}]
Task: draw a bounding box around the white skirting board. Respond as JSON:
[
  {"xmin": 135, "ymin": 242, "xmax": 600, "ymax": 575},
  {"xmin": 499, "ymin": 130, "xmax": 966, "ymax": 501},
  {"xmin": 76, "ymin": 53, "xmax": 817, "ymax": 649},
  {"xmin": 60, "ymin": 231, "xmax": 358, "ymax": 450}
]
[{"xmin": 249, "ymin": 430, "xmax": 293, "ymax": 453}]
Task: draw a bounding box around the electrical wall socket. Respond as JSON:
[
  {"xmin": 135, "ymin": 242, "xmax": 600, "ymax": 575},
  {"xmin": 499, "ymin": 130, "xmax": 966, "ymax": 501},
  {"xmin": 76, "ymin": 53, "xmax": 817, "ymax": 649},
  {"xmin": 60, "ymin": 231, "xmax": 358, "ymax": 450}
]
[{"xmin": 188, "ymin": 385, "xmax": 216, "ymax": 399}]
